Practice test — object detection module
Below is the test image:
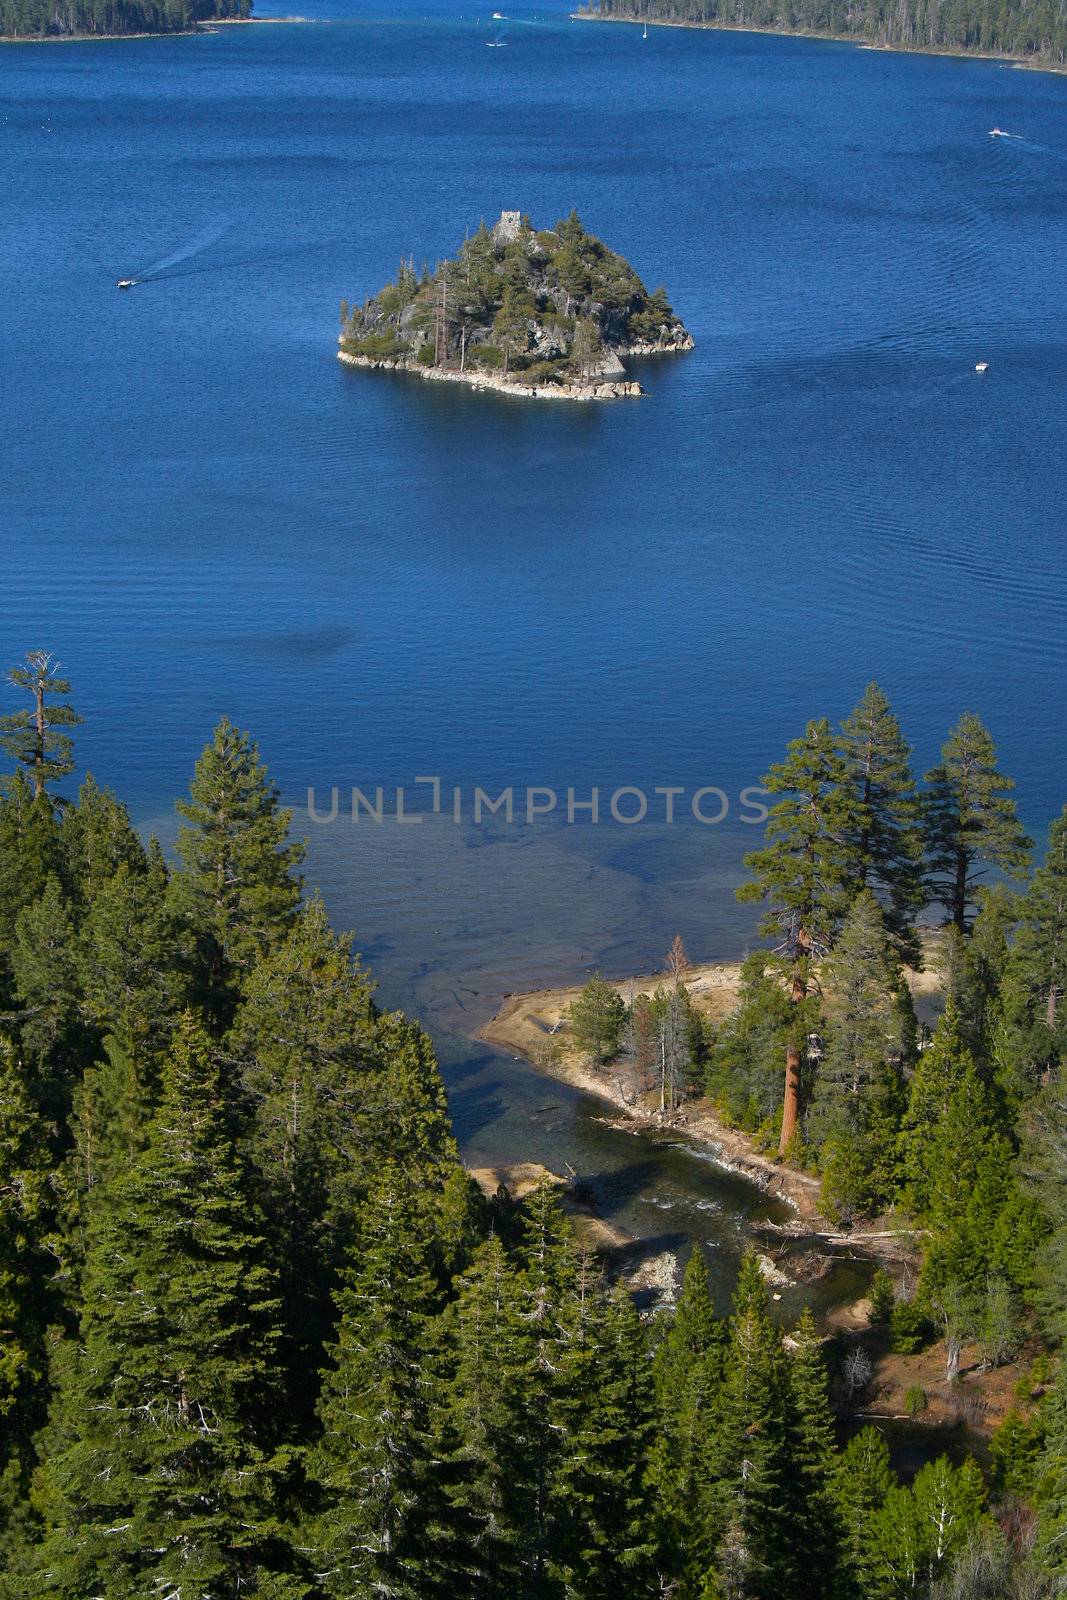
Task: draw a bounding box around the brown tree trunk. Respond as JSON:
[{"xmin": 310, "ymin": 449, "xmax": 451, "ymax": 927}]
[
  {"xmin": 779, "ymin": 1042, "xmax": 801, "ymax": 1155},
  {"xmin": 1048, "ymin": 984, "xmax": 1059, "ymax": 1031},
  {"xmin": 780, "ymin": 958, "xmax": 808, "ymax": 1155}
]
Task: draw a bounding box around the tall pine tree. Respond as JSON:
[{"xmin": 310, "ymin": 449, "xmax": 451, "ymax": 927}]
[
  {"xmin": 0, "ymin": 652, "xmax": 81, "ymax": 801},
  {"xmin": 172, "ymin": 717, "xmax": 305, "ymax": 1029},
  {"xmin": 36, "ymin": 1015, "xmax": 301, "ymax": 1599},
  {"xmin": 841, "ymin": 683, "xmax": 925, "ymax": 965},
  {"xmin": 310, "ymin": 1161, "xmax": 438, "ymax": 1600},
  {"xmin": 738, "ymin": 719, "xmax": 861, "ymax": 1153},
  {"xmin": 924, "ymin": 713, "xmax": 1031, "ymax": 932}
]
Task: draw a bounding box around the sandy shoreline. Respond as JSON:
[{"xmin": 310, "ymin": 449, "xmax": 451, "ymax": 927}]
[
  {"xmin": 480, "ymin": 951, "xmax": 943, "ymax": 1245},
  {"xmin": 481, "ymin": 959, "xmax": 827, "ymax": 1219},
  {"xmin": 571, "ymin": 10, "xmax": 1067, "ymax": 75}
]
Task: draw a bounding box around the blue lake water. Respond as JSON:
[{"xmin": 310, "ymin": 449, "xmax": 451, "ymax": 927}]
[{"xmin": 3, "ymin": 0, "xmax": 1066, "ymax": 1304}]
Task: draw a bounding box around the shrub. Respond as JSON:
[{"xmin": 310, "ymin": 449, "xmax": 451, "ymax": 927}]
[
  {"xmin": 343, "ymin": 332, "xmax": 406, "ymax": 361},
  {"xmin": 517, "ymin": 360, "xmax": 564, "ymax": 387},
  {"xmin": 904, "ymin": 1384, "xmax": 928, "ymax": 1417},
  {"xmin": 415, "ymin": 343, "xmax": 436, "ymax": 366},
  {"xmin": 470, "ymin": 344, "xmax": 503, "ymax": 370}
]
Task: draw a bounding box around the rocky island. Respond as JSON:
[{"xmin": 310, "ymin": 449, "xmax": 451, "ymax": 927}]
[{"xmin": 338, "ymin": 209, "xmax": 693, "ymax": 401}]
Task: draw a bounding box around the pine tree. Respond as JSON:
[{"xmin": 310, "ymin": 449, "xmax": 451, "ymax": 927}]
[
  {"xmin": 571, "ymin": 315, "xmax": 603, "ymax": 382},
  {"xmin": 431, "ymin": 1233, "xmax": 541, "ymax": 1598},
  {"xmin": 1035, "ymin": 1373, "xmax": 1067, "ymax": 1582},
  {"xmin": 10, "ymin": 875, "xmax": 86, "ymax": 1124},
  {"xmin": 924, "ymin": 713, "xmax": 1031, "ymax": 932},
  {"xmin": 568, "ymin": 975, "xmax": 626, "ymax": 1063},
  {"xmin": 0, "ymin": 770, "xmax": 62, "ymax": 960},
  {"xmin": 57, "ymin": 774, "xmax": 146, "ymax": 905},
  {"xmin": 514, "ymin": 1179, "xmax": 579, "ymax": 1591},
  {"xmin": 358, "ymin": 1011, "xmax": 462, "ymax": 1189},
  {"xmin": 229, "ymin": 899, "xmax": 379, "ymax": 1404},
  {"xmin": 0, "ymin": 1040, "xmax": 54, "ymax": 1559},
  {"xmin": 310, "ymin": 1161, "xmax": 438, "ymax": 1600},
  {"xmin": 834, "ymin": 1426, "xmax": 894, "ymax": 1598},
  {"xmin": 0, "ymin": 651, "xmax": 81, "ymax": 800},
  {"xmin": 707, "ymin": 1275, "xmax": 792, "ymax": 1599},
  {"xmin": 36, "ymin": 1015, "xmax": 301, "ymax": 1599},
  {"xmin": 785, "ymin": 1309, "xmax": 842, "ymax": 1600},
  {"xmin": 648, "ymin": 1248, "xmax": 727, "ymax": 1597},
  {"xmin": 76, "ymin": 847, "xmax": 185, "ymax": 1069},
  {"xmin": 809, "ymin": 891, "xmax": 908, "ymax": 1214},
  {"xmin": 738, "ymin": 719, "xmax": 862, "ymax": 1153},
  {"xmin": 172, "ymin": 717, "xmax": 305, "ymax": 1028},
  {"xmin": 1022, "ymin": 1069, "xmax": 1067, "ymax": 1338},
  {"xmin": 899, "ymin": 999, "xmax": 977, "ymax": 1218},
  {"xmin": 841, "ymin": 683, "xmax": 925, "ymax": 964},
  {"xmin": 1011, "ymin": 805, "xmax": 1067, "ymax": 1052},
  {"xmin": 550, "ymin": 1260, "xmax": 657, "ymax": 1600}
]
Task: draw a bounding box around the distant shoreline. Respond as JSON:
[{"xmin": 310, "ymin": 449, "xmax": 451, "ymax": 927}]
[
  {"xmin": 0, "ymin": 16, "xmax": 308, "ymax": 43},
  {"xmin": 571, "ymin": 9, "xmax": 1067, "ymax": 76}
]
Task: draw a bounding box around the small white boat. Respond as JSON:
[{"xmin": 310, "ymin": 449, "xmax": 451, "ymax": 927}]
[
  {"xmin": 989, "ymin": 127, "xmax": 1008, "ymax": 137},
  {"xmin": 492, "ymin": 10, "xmax": 503, "ymax": 16},
  {"xmin": 975, "ymin": 361, "xmax": 988, "ymax": 372},
  {"xmin": 116, "ymin": 279, "xmax": 137, "ymax": 289}
]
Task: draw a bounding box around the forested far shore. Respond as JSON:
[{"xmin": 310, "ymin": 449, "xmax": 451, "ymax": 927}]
[
  {"xmin": 0, "ymin": 0, "xmax": 248, "ymax": 41},
  {"xmin": 578, "ymin": 0, "xmax": 1067, "ymax": 67},
  {"xmin": 0, "ymin": 650, "xmax": 1066, "ymax": 1599}
]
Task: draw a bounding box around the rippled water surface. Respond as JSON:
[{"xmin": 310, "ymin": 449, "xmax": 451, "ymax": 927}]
[{"xmin": 3, "ymin": 0, "xmax": 1066, "ymax": 1301}]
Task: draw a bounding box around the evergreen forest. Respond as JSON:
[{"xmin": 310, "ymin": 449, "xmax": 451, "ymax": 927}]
[
  {"xmin": 1, "ymin": 653, "xmax": 1066, "ymax": 1599},
  {"xmin": 582, "ymin": 0, "xmax": 1067, "ymax": 68}
]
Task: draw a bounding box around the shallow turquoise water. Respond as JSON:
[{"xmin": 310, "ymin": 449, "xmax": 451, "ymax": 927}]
[{"xmin": 3, "ymin": 0, "xmax": 1066, "ymax": 1299}]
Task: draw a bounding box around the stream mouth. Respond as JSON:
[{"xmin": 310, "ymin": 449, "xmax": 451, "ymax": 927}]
[{"xmin": 447, "ymin": 1027, "xmax": 878, "ymax": 1321}]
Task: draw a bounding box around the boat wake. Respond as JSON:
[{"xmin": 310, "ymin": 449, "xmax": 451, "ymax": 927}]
[{"xmin": 133, "ymin": 222, "xmax": 229, "ymax": 283}]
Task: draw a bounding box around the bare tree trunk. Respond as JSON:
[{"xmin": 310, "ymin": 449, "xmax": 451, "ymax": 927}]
[
  {"xmin": 1048, "ymin": 984, "xmax": 1058, "ymax": 1031},
  {"xmin": 946, "ymin": 1333, "xmax": 961, "ymax": 1384}
]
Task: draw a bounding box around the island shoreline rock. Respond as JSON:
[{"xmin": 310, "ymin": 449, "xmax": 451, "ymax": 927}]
[{"xmin": 337, "ymin": 345, "xmax": 674, "ymax": 401}]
